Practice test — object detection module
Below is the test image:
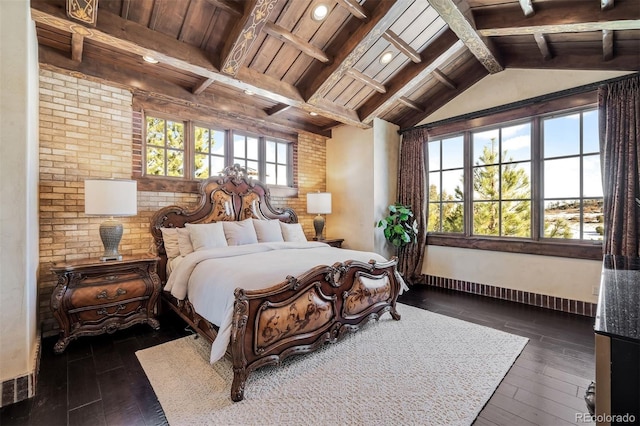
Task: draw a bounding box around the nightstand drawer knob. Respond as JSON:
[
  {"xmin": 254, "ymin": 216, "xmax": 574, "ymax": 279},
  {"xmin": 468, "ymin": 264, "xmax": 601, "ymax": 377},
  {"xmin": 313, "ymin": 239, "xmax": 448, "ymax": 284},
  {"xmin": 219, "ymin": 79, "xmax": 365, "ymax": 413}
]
[{"xmin": 96, "ymin": 288, "xmax": 127, "ymax": 300}]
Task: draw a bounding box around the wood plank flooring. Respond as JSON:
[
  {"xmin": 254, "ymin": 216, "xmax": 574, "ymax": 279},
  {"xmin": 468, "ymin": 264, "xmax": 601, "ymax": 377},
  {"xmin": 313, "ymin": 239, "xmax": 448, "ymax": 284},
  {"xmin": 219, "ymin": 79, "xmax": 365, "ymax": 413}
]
[{"xmin": 0, "ymin": 286, "xmax": 596, "ymax": 425}]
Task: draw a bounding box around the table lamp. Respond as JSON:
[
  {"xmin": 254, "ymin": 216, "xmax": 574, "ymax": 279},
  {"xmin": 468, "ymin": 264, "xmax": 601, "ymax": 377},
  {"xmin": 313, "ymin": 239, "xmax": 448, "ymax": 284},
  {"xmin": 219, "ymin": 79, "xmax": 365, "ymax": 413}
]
[
  {"xmin": 307, "ymin": 192, "xmax": 331, "ymax": 240},
  {"xmin": 84, "ymin": 179, "xmax": 137, "ymax": 261}
]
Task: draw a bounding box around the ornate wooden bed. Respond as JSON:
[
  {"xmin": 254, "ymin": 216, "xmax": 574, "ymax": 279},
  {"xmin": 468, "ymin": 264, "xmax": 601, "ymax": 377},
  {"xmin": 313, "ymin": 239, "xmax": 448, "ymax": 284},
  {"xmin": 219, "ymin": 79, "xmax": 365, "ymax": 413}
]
[{"xmin": 150, "ymin": 165, "xmax": 403, "ymax": 401}]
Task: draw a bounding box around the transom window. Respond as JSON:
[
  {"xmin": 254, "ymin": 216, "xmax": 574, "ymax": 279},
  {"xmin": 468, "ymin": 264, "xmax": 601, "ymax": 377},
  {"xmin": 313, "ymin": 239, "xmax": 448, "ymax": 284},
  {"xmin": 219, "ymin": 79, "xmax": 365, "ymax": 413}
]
[{"xmin": 144, "ymin": 115, "xmax": 292, "ymax": 185}]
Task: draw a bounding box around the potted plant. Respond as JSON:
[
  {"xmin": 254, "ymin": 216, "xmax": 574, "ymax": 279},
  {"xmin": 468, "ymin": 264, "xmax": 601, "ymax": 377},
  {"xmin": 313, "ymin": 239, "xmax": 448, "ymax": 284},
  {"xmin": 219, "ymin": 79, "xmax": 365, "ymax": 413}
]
[{"xmin": 377, "ymin": 203, "xmax": 418, "ymax": 248}]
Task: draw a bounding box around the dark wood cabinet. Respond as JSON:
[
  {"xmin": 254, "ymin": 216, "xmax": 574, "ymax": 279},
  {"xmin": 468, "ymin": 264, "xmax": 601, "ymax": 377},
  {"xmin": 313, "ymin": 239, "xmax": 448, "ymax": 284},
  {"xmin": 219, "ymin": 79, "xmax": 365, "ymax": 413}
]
[{"xmin": 50, "ymin": 255, "xmax": 161, "ymax": 353}]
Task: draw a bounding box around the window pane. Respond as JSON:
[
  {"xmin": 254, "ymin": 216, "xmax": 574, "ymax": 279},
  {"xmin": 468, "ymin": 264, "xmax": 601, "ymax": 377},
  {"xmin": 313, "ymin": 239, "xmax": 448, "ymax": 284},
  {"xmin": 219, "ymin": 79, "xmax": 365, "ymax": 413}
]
[
  {"xmin": 544, "ymin": 114, "xmax": 580, "ymax": 158},
  {"xmin": 277, "ymin": 165, "xmax": 287, "ymax": 185},
  {"xmin": 234, "ymin": 135, "xmax": 245, "ymax": 158},
  {"xmin": 167, "ymin": 150, "xmax": 184, "ymax": 177},
  {"xmin": 277, "ymin": 143, "xmax": 287, "ymax": 163},
  {"xmin": 266, "ymin": 141, "xmax": 276, "ymax": 163},
  {"xmin": 583, "ymin": 199, "xmax": 604, "ymax": 241},
  {"xmin": 146, "ymin": 117, "xmax": 165, "ymax": 146},
  {"xmin": 442, "ymin": 169, "xmax": 463, "ymax": 201},
  {"xmin": 194, "ymin": 153, "xmax": 209, "ymax": 179},
  {"xmin": 442, "ymin": 202, "xmax": 463, "ymax": 233},
  {"xmin": 502, "ymin": 124, "xmax": 531, "ymax": 162},
  {"xmin": 442, "ymin": 136, "xmax": 464, "ymax": 169},
  {"xmin": 428, "ymin": 172, "xmax": 440, "ymax": 201},
  {"xmin": 583, "ymin": 154, "xmax": 603, "ymax": 197},
  {"xmin": 247, "ymin": 137, "xmax": 259, "ymax": 160},
  {"xmin": 473, "ymin": 129, "xmax": 499, "ymax": 165},
  {"xmin": 427, "ymin": 203, "xmax": 441, "ymax": 232},
  {"xmin": 247, "ymin": 160, "xmax": 258, "ymax": 176},
  {"xmin": 501, "ymin": 200, "xmax": 531, "ymax": 237},
  {"xmin": 211, "ymin": 156, "xmax": 224, "ymax": 176},
  {"xmin": 428, "ymin": 141, "xmax": 440, "ymax": 171},
  {"xmin": 473, "ymin": 201, "xmax": 500, "ymax": 236},
  {"xmin": 544, "ymin": 200, "xmax": 579, "ymax": 239},
  {"xmin": 544, "ymin": 157, "xmax": 580, "ymax": 198},
  {"xmin": 212, "ymin": 131, "xmax": 225, "ymax": 155},
  {"xmin": 265, "ymin": 163, "xmax": 276, "ymax": 185},
  {"xmin": 473, "ymin": 165, "xmax": 499, "ymax": 200},
  {"xmin": 166, "ymin": 121, "xmax": 184, "ymax": 149},
  {"xmin": 195, "ymin": 127, "xmax": 209, "ymax": 153},
  {"xmin": 146, "ymin": 147, "xmax": 164, "ymax": 175},
  {"xmin": 502, "ymin": 162, "xmax": 530, "ymax": 200},
  {"xmin": 234, "ymin": 158, "xmax": 246, "ymax": 168},
  {"xmin": 583, "ymin": 110, "xmax": 599, "ymax": 154}
]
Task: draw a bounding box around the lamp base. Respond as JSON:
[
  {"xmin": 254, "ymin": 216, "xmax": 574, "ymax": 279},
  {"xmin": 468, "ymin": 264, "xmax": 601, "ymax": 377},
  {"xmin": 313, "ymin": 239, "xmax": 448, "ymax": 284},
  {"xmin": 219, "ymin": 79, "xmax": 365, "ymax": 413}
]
[
  {"xmin": 99, "ymin": 218, "xmax": 123, "ymax": 262},
  {"xmin": 313, "ymin": 214, "xmax": 325, "ymax": 241}
]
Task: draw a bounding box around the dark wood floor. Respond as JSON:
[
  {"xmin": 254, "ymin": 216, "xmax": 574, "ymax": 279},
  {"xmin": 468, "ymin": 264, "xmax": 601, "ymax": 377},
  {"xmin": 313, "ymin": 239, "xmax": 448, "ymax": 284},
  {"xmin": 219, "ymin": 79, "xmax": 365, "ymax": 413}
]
[{"xmin": 1, "ymin": 286, "xmax": 596, "ymax": 426}]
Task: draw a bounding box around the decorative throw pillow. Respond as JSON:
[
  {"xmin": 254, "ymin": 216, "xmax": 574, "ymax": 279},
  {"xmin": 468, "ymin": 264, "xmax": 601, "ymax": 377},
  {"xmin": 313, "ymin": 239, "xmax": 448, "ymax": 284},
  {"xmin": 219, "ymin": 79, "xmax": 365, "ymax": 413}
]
[
  {"xmin": 252, "ymin": 219, "xmax": 284, "ymax": 243},
  {"xmin": 185, "ymin": 222, "xmax": 228, "ymax": 251},
  {"xmin": 222, "ymin": 219, "xmax": 259, "ymax": 246},
  {"xmin": 176, "ymin": 227, "xmax": 194, "ymax": 256},
  {"xmin": 279, "ymin": 222, "xmax": 307, "ymax": 243},
  {"xmin": 160, "ymin": 227, "xmax": 180, "ymax": 259}
]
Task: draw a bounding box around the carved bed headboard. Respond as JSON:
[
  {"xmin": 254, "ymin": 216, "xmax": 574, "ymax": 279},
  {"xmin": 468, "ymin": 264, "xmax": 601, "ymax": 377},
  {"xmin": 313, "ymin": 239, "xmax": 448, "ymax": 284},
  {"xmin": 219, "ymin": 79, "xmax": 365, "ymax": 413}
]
[{"xmin": 150, "ymin": 164, "xmax": 297, "ymax": 282}]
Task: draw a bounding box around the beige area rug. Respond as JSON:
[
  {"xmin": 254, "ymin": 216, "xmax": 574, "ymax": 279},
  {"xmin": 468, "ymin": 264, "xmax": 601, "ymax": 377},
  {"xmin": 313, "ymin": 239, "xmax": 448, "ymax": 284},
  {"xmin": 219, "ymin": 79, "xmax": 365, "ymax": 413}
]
[{"xmin": 136, "ymin": 304, "xmax": 528, "ymax": 426}]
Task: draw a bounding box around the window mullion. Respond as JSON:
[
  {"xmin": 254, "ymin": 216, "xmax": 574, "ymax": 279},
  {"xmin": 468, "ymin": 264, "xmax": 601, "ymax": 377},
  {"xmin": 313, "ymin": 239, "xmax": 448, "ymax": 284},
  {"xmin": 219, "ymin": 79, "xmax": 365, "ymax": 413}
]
[
  {"xmin": 531, "ymin": 117, "xmax": 542, "ymax": 241},
  {"xmin": 464, "ymin": 131, "xmax": 473, "ymax": 237}
]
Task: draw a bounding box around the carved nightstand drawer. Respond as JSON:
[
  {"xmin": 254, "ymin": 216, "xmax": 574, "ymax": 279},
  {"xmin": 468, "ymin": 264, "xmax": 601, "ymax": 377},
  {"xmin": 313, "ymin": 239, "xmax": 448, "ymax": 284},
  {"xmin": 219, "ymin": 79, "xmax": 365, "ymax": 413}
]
[{"xmin": 50, "ymin": 256, "xmax": 161, "ymax": 354}]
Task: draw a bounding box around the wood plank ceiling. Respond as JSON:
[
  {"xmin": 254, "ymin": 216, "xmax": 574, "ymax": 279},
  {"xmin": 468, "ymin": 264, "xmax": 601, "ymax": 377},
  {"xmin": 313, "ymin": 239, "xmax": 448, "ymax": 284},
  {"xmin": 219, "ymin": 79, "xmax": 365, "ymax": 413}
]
[{"xmin": 32, "ymin": 0, "xmax": 640, "ymax": 137}]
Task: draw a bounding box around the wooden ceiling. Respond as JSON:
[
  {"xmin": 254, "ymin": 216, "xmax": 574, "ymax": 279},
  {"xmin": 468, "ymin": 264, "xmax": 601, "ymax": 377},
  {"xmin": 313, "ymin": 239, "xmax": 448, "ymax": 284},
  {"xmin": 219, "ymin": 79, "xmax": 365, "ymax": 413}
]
[{"xmin": 32, "ymin": 0, "xmax": 639, "ymax": 137}]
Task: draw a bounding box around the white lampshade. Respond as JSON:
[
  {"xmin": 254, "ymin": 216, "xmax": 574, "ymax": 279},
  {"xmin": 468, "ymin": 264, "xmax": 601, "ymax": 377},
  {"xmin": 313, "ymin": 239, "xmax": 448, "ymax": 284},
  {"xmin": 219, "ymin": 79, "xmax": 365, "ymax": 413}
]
[
  {"xmin": 307, "ymin": 192, "xmax": 332, "ymax": 214},
  {"xmin": 85, "ymin": 179, "xmax": 137, "ymax": 216}
]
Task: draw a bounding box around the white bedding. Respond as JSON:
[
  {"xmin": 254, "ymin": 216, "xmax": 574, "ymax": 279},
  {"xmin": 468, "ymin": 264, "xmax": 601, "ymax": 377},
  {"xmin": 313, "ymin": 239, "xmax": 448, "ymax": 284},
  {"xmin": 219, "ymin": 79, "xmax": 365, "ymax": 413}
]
[{"xmin": 165, "ymin": 241, "xmax": 406, "ymax": 363}]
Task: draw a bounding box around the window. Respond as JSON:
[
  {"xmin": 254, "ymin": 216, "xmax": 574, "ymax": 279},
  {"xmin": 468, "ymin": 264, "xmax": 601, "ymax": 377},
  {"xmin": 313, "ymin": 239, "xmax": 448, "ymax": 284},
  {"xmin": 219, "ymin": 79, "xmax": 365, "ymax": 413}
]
[
  {"xmin": 426, "ymin": 105, "xmax": 602, "ymax": 247},
  {"xmin": 144, "ymin": 115, "xmax": 293, "ymax": 186}
]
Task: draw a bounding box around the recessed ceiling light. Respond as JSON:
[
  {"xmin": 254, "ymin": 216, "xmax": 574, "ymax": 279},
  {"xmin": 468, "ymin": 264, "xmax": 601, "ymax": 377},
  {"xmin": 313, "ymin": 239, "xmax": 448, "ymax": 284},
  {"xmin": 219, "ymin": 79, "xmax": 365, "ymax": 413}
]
[
  {"xmin": 379, "ymin": 51, "xmax": 394, "ymax": 65},
  {"xmin": 142, "ymin": 55, "xmax": 159, "ymax": 64},
  {"xmin": 311, "ymin": 4, "xmax": 329, "ymax": 21},
  {"xmin": 244, "ymin": 89, "xmax": 255, "ymax": 96},
  {"xmin": 309, "ymin": 111, "xmax": 318, "ymax": 116}
]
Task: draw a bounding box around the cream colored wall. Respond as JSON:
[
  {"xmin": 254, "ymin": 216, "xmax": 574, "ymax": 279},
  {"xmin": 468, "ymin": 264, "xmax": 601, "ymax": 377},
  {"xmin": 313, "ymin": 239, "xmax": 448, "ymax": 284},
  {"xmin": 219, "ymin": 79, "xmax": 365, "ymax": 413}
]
[
  {"xmin": 326, "ymin": 119, "xmax": 400, "ymax": 258},
  {"xmin": 0, "ymin": 0, "xmax": 40, "ymax": 382},
  {"xmin": 416, "ymin": 69, "xmax": 629, "ymax": 303}
]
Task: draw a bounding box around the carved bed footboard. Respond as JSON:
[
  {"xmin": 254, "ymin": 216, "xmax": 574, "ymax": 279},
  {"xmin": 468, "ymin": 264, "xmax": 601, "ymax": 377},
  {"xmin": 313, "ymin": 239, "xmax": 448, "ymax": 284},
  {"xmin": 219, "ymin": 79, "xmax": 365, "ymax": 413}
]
[{"xmin": 229, "ymin": 258, "xmax": 402, "ymax": 401}]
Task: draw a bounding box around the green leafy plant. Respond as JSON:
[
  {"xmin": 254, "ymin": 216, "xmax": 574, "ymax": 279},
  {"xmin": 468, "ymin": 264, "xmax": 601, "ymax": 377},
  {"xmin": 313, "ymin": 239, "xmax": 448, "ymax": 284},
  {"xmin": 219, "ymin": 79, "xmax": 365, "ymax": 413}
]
[{"xmin": 377, "ymin": 203, "xmax": 419, "ymax": 248}]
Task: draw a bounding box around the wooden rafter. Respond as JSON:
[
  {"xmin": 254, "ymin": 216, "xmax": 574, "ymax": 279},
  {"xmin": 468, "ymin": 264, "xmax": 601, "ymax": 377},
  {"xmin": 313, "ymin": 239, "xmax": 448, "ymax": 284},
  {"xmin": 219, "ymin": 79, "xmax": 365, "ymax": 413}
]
[
  {"xmin": 426, "ymin": 0, "xmax": 503, "ymax": 73},
  {"xmin": 534, "ymin": 33, "xmax": 552, "ymax": 60},
  {"xmin": 359, "ymin": 30, "xmax": 467, "ymax": 124},
  {"xmin": 346, "ymin": 69, "xmax": 386, "ymax": 93},
  {"xmin": 398, "ymin": 97, "xmax": 424, "ymax": 112},
  {"xmin": 336, "ymin": 0, "xmax": 368, "ymax": 20},
  {"xmin": 30, "ymin": 2, "xmax": 366, "ymax": 128},
  {"xmin": 192, "ymin": 77, "xmax": 216, "ymax": 95},
  {"xmin": 603, "ymin": 30, "xmax": 614, "ymax": 61},
  {"xmin": 504, "ymin": 51, "xmax": 637, "ymax": 70},
  {"xmin": 432, "ymin": 69, "xmax": 456, "ymax": 89},
  {"xmin": 519, "ymin": 0, "xmax": 535, "ymax": 17},
  {"xmin": 71, "ymin": 32, "xmax": 84, "ymax": 62},
  {"xmin": 306, "ymin": 0, "xmax": 409, "ymax": 104},
  {"xmin": 266, "ymin": 103, "xmax": 291, "ymax": 116},
  {"xmin": 476, "ymin": 1, "xmax": 640, "ymax": 36},
  {"xmin": 220, "ymin": 0, "xmax": 280, "ymax": 76},
  {"xmin": 382, "ymin": 31, "xmax": 421, "ymax": 63},
  {"xmin": 263, "ymin": 21, "xmax": 330, "ymax": 63},
  {"xmin": 203, "ymin": 0, "xmax": 243, "ymax": 16},
  {"xmin": 120, "ymin": 0, "xmax": 131, "ymax": 19}
]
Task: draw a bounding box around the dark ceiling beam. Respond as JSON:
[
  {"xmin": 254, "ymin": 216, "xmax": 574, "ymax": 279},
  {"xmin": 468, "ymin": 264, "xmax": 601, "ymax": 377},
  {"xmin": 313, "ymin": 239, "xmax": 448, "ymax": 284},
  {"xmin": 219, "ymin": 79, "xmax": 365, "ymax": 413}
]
[
  {"xmin": 306, "ymin": 0, "xmax": 409, "ymax": 104},
  {"xmin": 336, "ymin": 0, "xmax": 368, "ymax": 20},
  {"xmin": 346, "ymin": 69, "xmax": 386, "ymax": 93},
  {"xmin": 192, "ymin": 77, "xmax": 216, "ymax": 95},
  {"xmin": 534, "ymin": 33, "xmax": 553, "ymax": 60},
  {"xmin": 359, "ymin": 30, "xmax": 467, "ymax": 124},
  {"xmin": 601, "ymin": 0, "xmax": 614, "ymax": 11},
  {"xmin": 219, "ymin": 0, "xmax": 280, "ymax": 76},
  {"xmin": 38, "ymin": 45, "xmax": 331, "ymax": 138},
  {"xmin": 504, "ymin": 50, "xmax": 638, "ymax": 70},
  {"xmin": 398, "ymin": 97, "xmax": 424, "ymax": 112},
  {"xmin": 203, "ymin": 0, "xmax": 243, "ymax": 16},
  {"xmin": 382, "ymin": 31, "xmax": 421, "ymax": 63},
  {"xmin": 120, "ymin": 0, "xmax": 131, "ymax": 19},
  {"xmin": 432, "ymin": 69, "xmax": 456, "ymax": 89},
  {"xmin": 266, "ymin": 103, "xmax": 292, "ymax": 116},
  {"xmin": 602, "ymin": 30, "xmax": 614, "ymax": 61},
  {"xmin": 519, "ymin": 0, "xmax": 535, "ymax": 17},
  {"xmin": 476, "ymin": 1, "xmax": 640, "ymax": 36},
  {"xmin": 71, "ymin": 32, "xmax": 84, "ymax": 62},
  {"xmin": 31, "ymin": 1, "xmax": 364, "ymax": 128},
  {"xmin": 262, "ymin": 21, "xmax": 330, "ymax": 63}
]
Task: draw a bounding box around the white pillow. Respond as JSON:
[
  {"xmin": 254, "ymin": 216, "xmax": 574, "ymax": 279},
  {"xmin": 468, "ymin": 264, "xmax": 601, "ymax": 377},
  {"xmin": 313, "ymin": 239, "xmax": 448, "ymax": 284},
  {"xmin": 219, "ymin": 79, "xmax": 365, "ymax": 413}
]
[
  {"xmin": 160, "ymin": 227, "xmax": 180, "ymax": 259},
  {"xmin": 279, "ymin": 222, "xmax": 307, "ymax": 243},
  {"xmin": 223, "ymin": 219, "xmax": 259, "ymax": 246},
  {"xmin": 252, "ymin": 219, "xmax": 284, "ymax": 243},
  {"xmin": 186, "ymin": 222, "xmax": 228, "ymax": 251},
  {"xmin": 176, "ymin": 227, "xmax": 194, "ymax": 256}
]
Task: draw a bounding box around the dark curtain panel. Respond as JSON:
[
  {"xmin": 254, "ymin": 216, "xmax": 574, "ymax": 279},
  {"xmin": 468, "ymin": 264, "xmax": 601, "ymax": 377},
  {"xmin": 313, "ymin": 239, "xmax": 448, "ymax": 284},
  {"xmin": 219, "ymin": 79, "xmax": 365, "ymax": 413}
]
[
  {"xmin": 598, "ymin": 74, "xmax": 640, "ymax": 257},
  {"xmin": 397, "ymin": 127, "xmax": 429, "ymax": 283}
]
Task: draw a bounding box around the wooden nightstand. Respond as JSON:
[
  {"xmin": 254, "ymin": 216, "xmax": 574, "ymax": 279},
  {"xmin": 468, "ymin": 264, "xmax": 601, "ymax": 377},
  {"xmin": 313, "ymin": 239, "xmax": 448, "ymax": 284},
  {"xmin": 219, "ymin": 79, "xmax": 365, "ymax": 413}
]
[
  {"xmin": 319, "ymin": 238, "xmax": 344, "ymax": 248},
  {"xmin": 50, "ymin": 255, "xmax": 161, "ymax": 354}
]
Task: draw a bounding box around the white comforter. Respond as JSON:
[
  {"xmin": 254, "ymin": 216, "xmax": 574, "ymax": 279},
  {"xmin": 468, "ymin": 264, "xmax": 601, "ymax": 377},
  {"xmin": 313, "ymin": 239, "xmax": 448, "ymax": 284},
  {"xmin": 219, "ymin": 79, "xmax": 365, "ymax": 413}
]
[{"xmin": 165, "ymin": 242, "xmax": 405, "ymax": 363}]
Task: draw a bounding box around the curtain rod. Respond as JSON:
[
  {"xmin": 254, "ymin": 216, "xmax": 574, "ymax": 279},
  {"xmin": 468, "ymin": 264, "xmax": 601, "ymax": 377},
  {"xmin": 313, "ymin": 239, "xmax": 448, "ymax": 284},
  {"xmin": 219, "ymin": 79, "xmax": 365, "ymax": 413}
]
[{"xmin": 398, "ymin": 72, "xmax": 639, "ymax": 135}]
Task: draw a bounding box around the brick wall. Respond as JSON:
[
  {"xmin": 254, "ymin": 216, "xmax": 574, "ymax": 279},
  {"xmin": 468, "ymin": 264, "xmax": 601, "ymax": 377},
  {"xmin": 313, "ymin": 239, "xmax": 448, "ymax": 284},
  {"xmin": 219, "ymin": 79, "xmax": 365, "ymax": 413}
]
[{"xmin": 37, "ymin": 70, "xmax": 326, "ymax": 334}]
